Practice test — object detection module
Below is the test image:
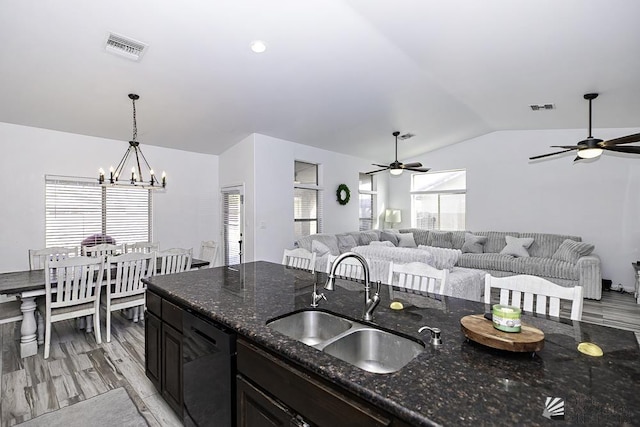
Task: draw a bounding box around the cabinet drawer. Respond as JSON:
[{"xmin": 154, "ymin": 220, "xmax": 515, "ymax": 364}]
[
  {"xmin": 162, "ymin": 299, "xmax": 182, "ymax": 331},
  {"xmin": 237, "ymin": 340, "xmax": 391, "ymax": 427},
  {"xmin": 146, "ymin": 291, "xmax": 162, "ymax": 317}
]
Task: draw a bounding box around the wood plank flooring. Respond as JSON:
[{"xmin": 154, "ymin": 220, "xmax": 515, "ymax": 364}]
[
  {"xmin": 0, "ymin": 312, "xmax": 181, "ymax": 427},
  {"xmin": 1, "ymin": 291, "xmax": 639, "ymax": 427}
]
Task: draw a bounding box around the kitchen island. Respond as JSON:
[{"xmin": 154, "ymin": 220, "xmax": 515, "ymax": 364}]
[{"xmin": 143, "ymin": 261, "xmax": 640, "ymax": 426}]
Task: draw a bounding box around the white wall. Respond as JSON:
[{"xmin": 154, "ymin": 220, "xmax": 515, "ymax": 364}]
[
  {"xmin": 251, "ymin": 134, "xmax": 387, "ymax": 264},
  {"xmin": 388, "ymin": 128, "xmax": 640, "ymax": 291},
  {"xmin": 0, "ymin": 122, "xmax": 219, "ymax": 272}
]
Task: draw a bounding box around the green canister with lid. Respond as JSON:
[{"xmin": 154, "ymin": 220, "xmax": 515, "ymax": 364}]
[{"xmin": 492, "ymin": 304, "xmax": 522, "ymax": 333}]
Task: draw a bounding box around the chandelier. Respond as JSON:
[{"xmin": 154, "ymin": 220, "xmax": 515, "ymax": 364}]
[{"xmin": 99, "ymin": 93, "xmax": 166, "ymax": 189}]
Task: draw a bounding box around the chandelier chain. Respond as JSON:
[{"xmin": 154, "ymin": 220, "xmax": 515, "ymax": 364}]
[{"xmin": 131, "ymin": 97, "xmax": 138, "ymax": 142}]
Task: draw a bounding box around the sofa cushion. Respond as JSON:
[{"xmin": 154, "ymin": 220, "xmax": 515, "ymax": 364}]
[
  {"xmin": 551, "ymin": 239, "xmax": 595, "ymax": 264},
  {"xmin": 397, "ymin": 233, "xmax": 418, "ymax": 248},
  {"xmin": 418, "ymin": 245, "xmax": 461, "ymax": 270},
  {"xmin": 426, "ymin": 231, "xmax": 453, "ymax": 248},
  {"xmin": 353, "ymin": 245, "xmax": 435, "ymax": 268},
  {"xmin": 296, "ymin": 234, "xmax": 340, "ymax": 256},
  {"xmin": 500, "ymin": 236, "xmax": 534, "ymax": 258},
  {"xmin": 399, "ymin": 228, "xmax": 429, "ymax": 246},
  {"xmin": 475, "ymin": 231, "xmax": 519, "ymax": 254},
  {"xmin": 451, "ymin": 231, "xmax": 467, "ymax": 250},
  {"xmin": 359, "ymin": 231, "xmax": 379, "ymax": 246},
  {"xmin": 511, "ymin": 257, "xmax": 579, "ymax": 280},
  {"xmin": 311, "ymin": 240, "xmax": 331, "ymax": 257},
  {"xmin": 370, "ymin": 241, "xmax": 395, "ymax": 247},
  {"xmin": 462, "ymin": 233, "xmax": 488, "ymax": 254},
  {"xmin": 336, "ymin": 234, "xmax": 358, "ymax": 254},
  {"xmin": 519, "ymin": 233, "xmax": 582, "ymax": 258},
  {"xmin": 457, "ymin": 253, "xmax": 514, "ymax": 271},
  {"xmin": 380, "ymin": 231, "xmax": 399, "ymax": 246}
]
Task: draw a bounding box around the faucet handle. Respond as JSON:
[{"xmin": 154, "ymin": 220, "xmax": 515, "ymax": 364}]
[
  {"xmin": 311, "ymin": 290, "xmax": 326, "ymax": 307},
  {"xmin": 418, "ymin": 326, "xmax": 443, "ymax": 346}
]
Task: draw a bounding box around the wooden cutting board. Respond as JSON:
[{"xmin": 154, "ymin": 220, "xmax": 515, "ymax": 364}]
[{"xmin": 460, "ymin": 314, "xmax": 545, "ymax": 352}]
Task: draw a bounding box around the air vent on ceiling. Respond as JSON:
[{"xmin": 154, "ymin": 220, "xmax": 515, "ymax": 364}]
[
  {"xmin": 398, "ymin": 133, "xmax": 415, "ymax": 140},
  {"xmin": 529, "ymin": 103, "xmax": 555, "ymax": 111},
  {"xmin": 104, "ymin": 32, "xmax": 148, "ymax": 61}
]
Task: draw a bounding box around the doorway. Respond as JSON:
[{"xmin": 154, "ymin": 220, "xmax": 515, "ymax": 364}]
[{"xmin": 221, "ymin": 185, "xmax": 244, "ymax": 266}]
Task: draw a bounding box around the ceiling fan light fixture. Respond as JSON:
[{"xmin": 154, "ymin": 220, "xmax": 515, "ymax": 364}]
[
  {"xmin": 390, "ymin": 168, "xmax": 403, "ymax": 176},
  {"xmin": 577, "ymin": 148, "xmax": 603, "ymax": 159}
]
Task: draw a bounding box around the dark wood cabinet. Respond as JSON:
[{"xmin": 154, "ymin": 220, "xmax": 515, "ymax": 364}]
[
  {"xmin": 237, "ymin": 339, "xmax": 395, "ymax": 427},
  {"xmin": 237, "ymin": 375, "xmax": 294, "ymax": 427},
  {"xmin": 144, "ymin": 311, "xmax": 161, "ymax": 391},
  {"xmin": 145, "ymin": 290, "xmax": 183, "ymax": 417}
]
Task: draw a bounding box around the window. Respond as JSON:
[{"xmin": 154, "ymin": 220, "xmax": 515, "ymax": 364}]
[
  {"xmin": 45, "ymin": 176, "xmax": 152, "ymax": 247},
  {"xmin": 411, "ymin": 170, "xmax": 466, "ymax": 230},
  {"xmin": 358, "ymin": 173, "xmax": 376, "ymax": 231},
  {"xmin": 294, "ymin": 161, "xmax": 322, "ymax": 238},
  {"xmin": 222, "ymin": 186, "xmax": 243, "ymax": 265}
]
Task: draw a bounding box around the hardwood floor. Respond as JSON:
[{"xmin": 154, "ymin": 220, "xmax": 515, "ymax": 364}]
[
  {"xmin": 0, "ymin": 312, "xmax": 181, "ymax": 427},
  {"xmin": 1, "ymin": 291, "xmax": 638, "ymax": 427}
]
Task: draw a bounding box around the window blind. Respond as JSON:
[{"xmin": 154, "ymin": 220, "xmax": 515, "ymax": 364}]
[
  {"xmin": 45, "ymin": 176, "xmax": 151, "ymax": 248},
  {"xmin": 222, "ymin": 189, "xmax": 242, "ymax": 265}
]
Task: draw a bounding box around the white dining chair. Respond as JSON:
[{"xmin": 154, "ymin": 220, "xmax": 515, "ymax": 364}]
[
  {"xmin": 484, "ymin": 274, "xmax": 584, "ymax": 321},
  {"xmin": 282, "ymin": 248, "xmax": 316, "ymax": 272},
  {"xmin": 125, "ymin": 241, "xmax": 160, "ymax": 254},
  {"xmin": 37, "ymin": 256, "xmax": 104, "ymax": 359},
  {"xmin": 157, "ymin": 248, "xmax": 193, "ymax": 275},
  {"xmin": 29, "ymin": 246, "xmax": 79, "ymax": 270},
  {"xmin": 199, "ymin": 240, "xmax": 218, "ymax": 268},
  {"xmin": 387, "ymin": 261, "xmax": 448, "ymax": 298},
  {"xmin": 82, "ymin": 243, "xmax": 122, "ymax": 258},
  {"xmin": 102, "ymin": 252, "xmax": 156, "ymax": 342}
]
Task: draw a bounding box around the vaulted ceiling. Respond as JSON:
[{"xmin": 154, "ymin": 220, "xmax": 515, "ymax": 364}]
[{"xmin": 1, "ymin": 0, "xmax": 639, "ymax": 163}]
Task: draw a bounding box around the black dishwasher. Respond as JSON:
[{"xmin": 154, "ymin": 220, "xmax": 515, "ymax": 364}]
[{"xmin": 183, "ymin": 309, "xmax": 237, "ymax": 427}]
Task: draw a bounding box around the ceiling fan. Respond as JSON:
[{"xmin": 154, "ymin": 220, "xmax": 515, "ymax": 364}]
[
  {"xmin": 529, "ymin": 93, "xmax": 640, "ymax": 162},
  {"xmin": 366, "ymin": 131, "xmax": 430, "ymax": 175}
]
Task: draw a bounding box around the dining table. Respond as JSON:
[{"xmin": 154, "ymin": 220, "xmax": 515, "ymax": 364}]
[{"xmin": 0, "ymin": 258, "xmax": 209, "ymax": 358}]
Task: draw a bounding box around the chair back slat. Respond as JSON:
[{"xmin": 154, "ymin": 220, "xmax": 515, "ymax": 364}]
[
  {"xmin": 282, "ymin": 248, "xmax": 316, "ymax": 273},
  {"xmin": 46, "ymin": 256, "xmax": 103, "ymax": 308},
  {"xmin": 326, "ymin": 254, "xmax": 365, "ymax": 280},
  {"xmin": 199, "ymin": 241, "xmax": 218, "ymax": 268},
  {"xmin": 484, "ymin": 274, "xmax": 584, "ymax": 321},
  {"xmin": 388, "ymin": 261, "xmax": 448, "ymax": 296},
  {"xmin": 83, "ymin": 243, "xmax": 122, "ymax": 258},
  {"xmin": 107, "ymin": 252, "xmax": 155, "ymax": 298},
  {"xmin": 125, "ymin": 242, "xmax": 160, "ymax": 254},
  {"xmin": 157, "ymin": 248, "xmax": 193, "ymax": 275},
  {"xmin": 29, "ymin": 247, "xmax": 78, "ymax": 270}
]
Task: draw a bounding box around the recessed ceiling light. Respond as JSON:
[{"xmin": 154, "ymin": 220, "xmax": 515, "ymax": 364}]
[{"xmin": 250, "ymin": 40, "xmax": 267, "ymax": 53}]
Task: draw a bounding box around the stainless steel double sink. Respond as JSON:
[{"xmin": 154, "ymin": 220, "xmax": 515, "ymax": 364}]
[{"xmin": 267, "ymin": 310, "xmax": 424, "ymax": 374}]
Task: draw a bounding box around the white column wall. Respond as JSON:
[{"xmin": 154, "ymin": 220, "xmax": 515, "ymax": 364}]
[
  {"xmin": 0, "ymin": 122, "xmax": 219, "ymax": 272},
  {"xmin": 388, "ymin": 128, "xmax": 640, "ymax": 291}
]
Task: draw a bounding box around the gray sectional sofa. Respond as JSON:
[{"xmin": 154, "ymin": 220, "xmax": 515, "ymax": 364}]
[{"xmin": 294, "ymin": 228, "xmax": 601, "ymax": 300}]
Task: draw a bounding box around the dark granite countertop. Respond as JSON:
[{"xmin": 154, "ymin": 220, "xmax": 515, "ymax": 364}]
[{"xmin": 144, "ymin": 261, "xmax": 640, "ymax": 426}]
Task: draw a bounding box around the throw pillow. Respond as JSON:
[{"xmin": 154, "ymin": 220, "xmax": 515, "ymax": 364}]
[
  {"xmin": 500, "ymin": 235, "xmax": 534, "ymax": 258},
  {"xmin": 380, "ymin": 231, "xmax": 399, "ymax": 246},
  {"xmin": 370, "ymin": 241, "xmax": 395, "ymax": 247},
  {"xmin": 426, "ymin": 231, "xmax": 453, "ymax": 249},
  {"xmin": 462, "ymin": 233, "xmax": 488, "ymax": 254},
  {"xmin": 359, "ymin": 231, "xmax": 379, "ymax": 245},
  {"xmin": 311, "ymin": 240, "xmax": 330, "ymax": 257},
  {"xmin": 336, "ymin": 234, "xmax": 358, "ymax": 254},
  {"xmin": 418, "ymin": 245, "xmax": 461, "ymax": 270},
  {"xmin": 397, "ymin": 232, "xmax": 417, "ymax": 248},
  {"xmin": 552, "ymin": 239, "xmax": 595, "ymax": 264}
]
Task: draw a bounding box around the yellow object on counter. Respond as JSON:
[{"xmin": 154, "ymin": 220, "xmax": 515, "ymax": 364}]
[
  {"xmin": 390, "ymin": 301, "xmax": 404, "ymax": 310},
  {"xmin": 577, "ymin": 342, "xmax": 603, "ymax": 357}
]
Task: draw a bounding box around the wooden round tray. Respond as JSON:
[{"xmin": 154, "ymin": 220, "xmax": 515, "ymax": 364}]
[{"xmin": 460, "ymin": 314, "xmax": 545, "ymax": 352}]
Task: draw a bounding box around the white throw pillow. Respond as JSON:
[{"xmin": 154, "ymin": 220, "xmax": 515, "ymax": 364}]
[
  {"xmin": 397, "ymin": 233, "xmax": 417, "ymax": 248},
  {"xmin": 418, "ymin": 245, "xmax": 461, "ymax": 270},
  {"xmin": 311, "ymin": 240, "xmax": 330, "ymax": 257},
  {"xmin": 500, "ymin": 235, "xmax": 534, "ymax": 258},
  {"xmin": 370, "ymin": 241, "xmax": 395, "ymax": 247}
]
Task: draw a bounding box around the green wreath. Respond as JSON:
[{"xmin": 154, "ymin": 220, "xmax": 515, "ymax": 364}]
[{"xmin": 336, "ymin": 183, "xmax": 351, "ymax": 205}]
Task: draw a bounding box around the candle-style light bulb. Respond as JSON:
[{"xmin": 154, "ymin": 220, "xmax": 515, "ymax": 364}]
[
  {"xmin": 109, "ymin": 166, "xmax": 114, "ymax": 183},
  {"xmin": 99, "ymin": 168, "xmax": 105, "ymax": 184},
  {"xmin": 150, "ymin": 169, "xmax": 155, "ymax": 185},
  {"xmin": 161, "ymin": 171, "xmax": 167, "ymax": 187},
  {"xmin": 131, "ymin": 167, "xmax": 136, "ymax": 184}
]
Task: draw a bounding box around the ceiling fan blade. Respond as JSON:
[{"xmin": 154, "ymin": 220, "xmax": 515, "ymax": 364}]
[
  {"xmin": 402, "ymin": 162, "xmax": 423, "ymax": 168},
  {"xmin": 601, "ymin": 132, "xmax": 640, "ymax": 146},
  {"xmin": 550, "ymin": 145, "xmax": 581, "ymax": 149},
  {"xmin": 529, "ymin": 148, "xmax": 576, "ymax": 160},
  {"xmin": 365, "ymin": 167, "xmax": 390, "ymax": 175},
  {"xmin": 573, "ymin": 156, "xmax": 582, "ymax": 162},
  {"xmin": 372, "ymin": 163, "xmax": 390, "ymax": 168},
  {"xmin": 405, "ymin": 167, "xmax": 430, "ymax": 172},
  {"xmin": 603, "ymin": 145, "xmax": 640, "ymax": 154}
]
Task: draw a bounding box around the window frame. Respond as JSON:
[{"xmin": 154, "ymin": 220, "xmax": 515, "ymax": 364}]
[
  {"xmin": 358, "ymin": 173, "xmax": 376, "ymax": 231},
  {"xmin": 294, "ymin": 161, "xmax": 323, "ymax": 238},
  {"xmin": 410, "ymin": 169, "xmax": 466, "ymax": 230}
]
